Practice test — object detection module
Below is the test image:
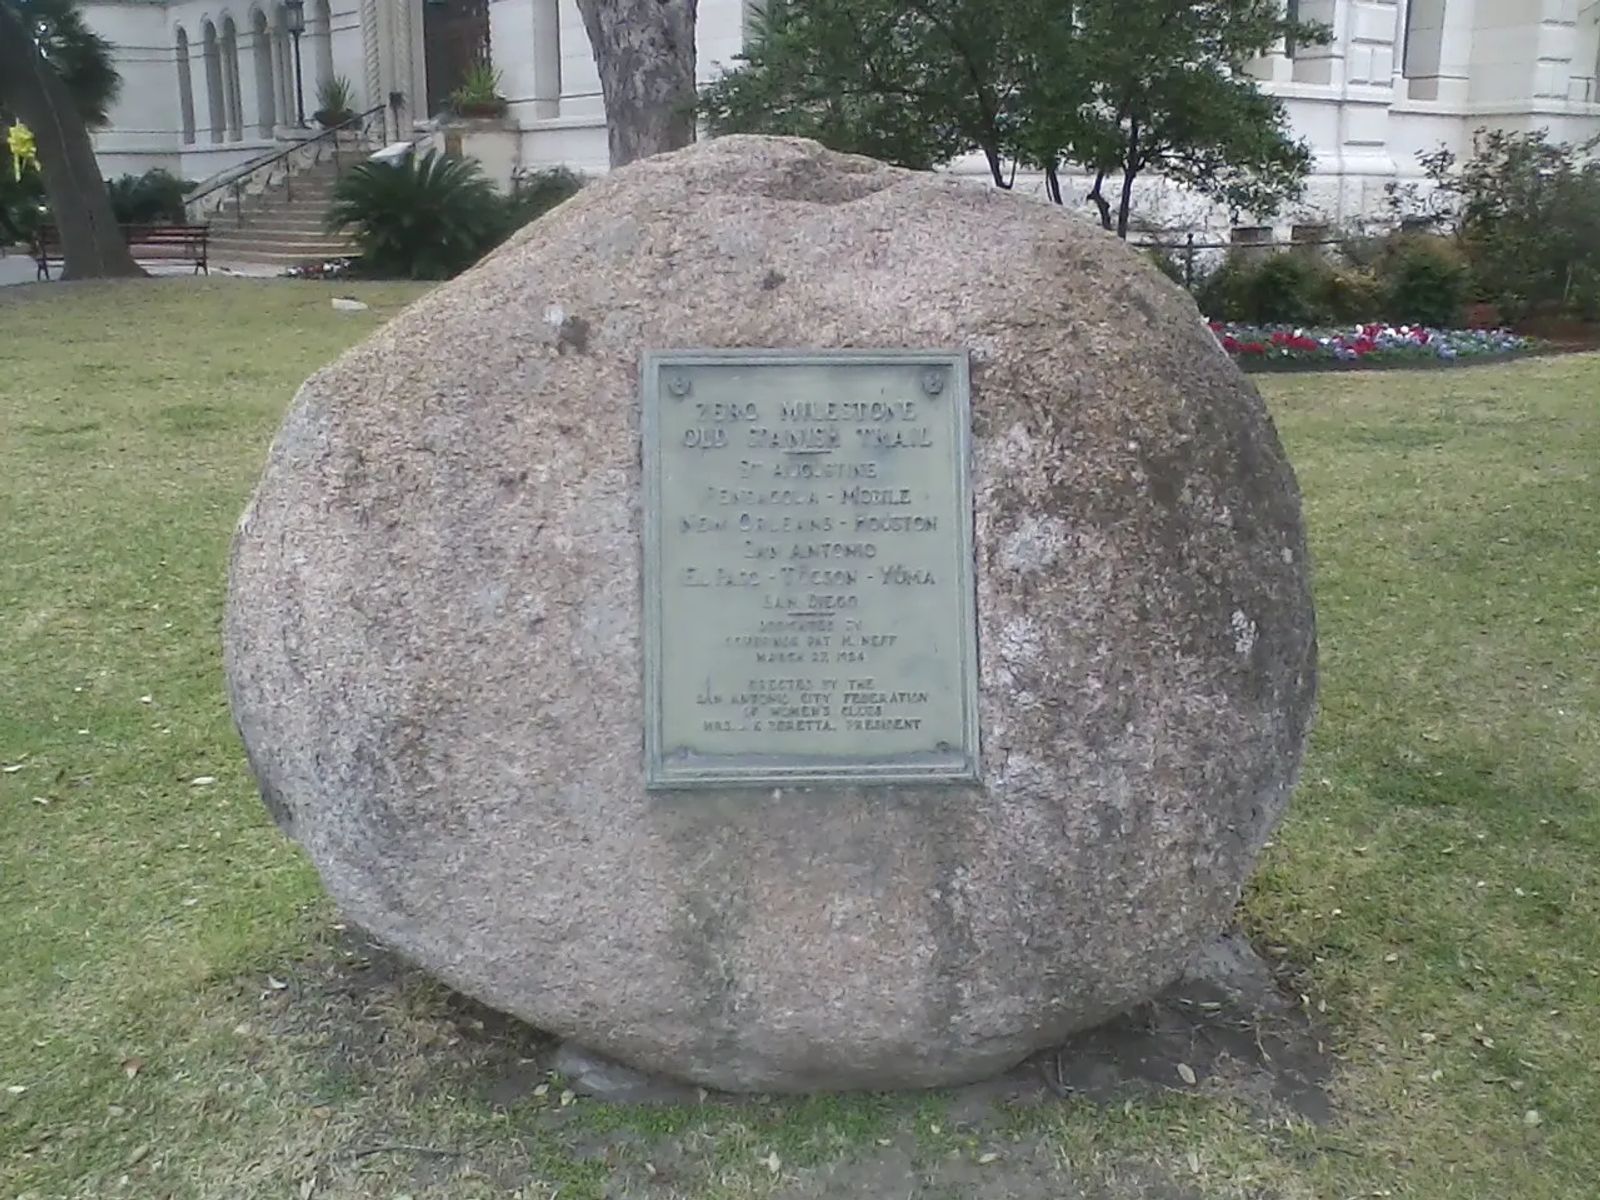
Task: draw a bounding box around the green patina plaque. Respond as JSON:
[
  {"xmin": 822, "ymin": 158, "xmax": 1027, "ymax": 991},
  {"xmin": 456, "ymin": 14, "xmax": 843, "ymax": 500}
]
[{"xmin": 642, "ymin": 350, "xmax": 980, "ymax": 789}]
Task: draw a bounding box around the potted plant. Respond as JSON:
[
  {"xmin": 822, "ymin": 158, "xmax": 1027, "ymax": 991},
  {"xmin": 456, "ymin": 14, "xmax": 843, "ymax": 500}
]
[
  {"xmin": 449, "ymin": 64, "xmax": 509, "ymax": 120},
  {"xmin": 313, "ymin": 76, "xmax": 357, "ymax": 129}
]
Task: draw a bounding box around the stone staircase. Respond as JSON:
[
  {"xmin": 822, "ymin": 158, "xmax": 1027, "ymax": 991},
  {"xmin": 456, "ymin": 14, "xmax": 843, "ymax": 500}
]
[{"xmin": 204, "ymin": 157, "xmax": 358, "ymax": 269}]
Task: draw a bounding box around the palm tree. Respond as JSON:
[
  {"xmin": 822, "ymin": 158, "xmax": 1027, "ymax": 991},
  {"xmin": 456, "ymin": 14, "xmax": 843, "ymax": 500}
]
[{"xmin": 0, "ymin": 0, "xmax": 143, "ymax": 278}]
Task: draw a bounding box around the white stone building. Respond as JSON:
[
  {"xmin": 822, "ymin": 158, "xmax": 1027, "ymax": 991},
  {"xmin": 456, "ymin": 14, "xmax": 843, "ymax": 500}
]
[{"xmin": 77, "ymin": 0, "xmax": 1600, "ymax": 229}]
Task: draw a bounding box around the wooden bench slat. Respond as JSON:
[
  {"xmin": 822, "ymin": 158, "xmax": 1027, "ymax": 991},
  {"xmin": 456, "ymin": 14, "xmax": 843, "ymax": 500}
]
[{"xmin": 33, "ymin": 223, "xmax": 209, "ymax": 281}]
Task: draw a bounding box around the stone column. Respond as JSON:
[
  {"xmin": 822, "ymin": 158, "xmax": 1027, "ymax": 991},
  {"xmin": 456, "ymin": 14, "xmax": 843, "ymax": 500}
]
[
  {"xmin": 1328, "ymin": 0, "xmax": 1401, "ymax": 221},
  {"xmin": 1413, "ymin": 0, "xmax": 1477, "ymax": 105},
  {"xmin": 1292, "ymin": 0, "xmax": 1345, "ymax": 87},
  {"xmin": 404, "ymin": 0, "xmax": 426, "ymax": 128},
  {"xmin": 533, "ymin": 0, "xmax": 563, "ymax": 118},
  {"xmin": 1468, "ymin": 0, "xmax": 1578, "ymax": 104},
  {"xmin": 360, "ymin": 0, "xmax": 384, "ymax": 134},
  {"xmin": 372, "ymin": 0, "xmax": 423, "ymax": 130}
]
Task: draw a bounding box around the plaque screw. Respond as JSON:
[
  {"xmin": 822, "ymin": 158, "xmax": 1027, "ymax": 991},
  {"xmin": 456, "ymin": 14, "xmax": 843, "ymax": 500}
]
[
  {"xmin": 921, "ymin": 369, "xmax": 945, "ymax": 396},
  {"xmin": 667, "ymin": 374, "xmax": 692, "ymax": 398}
]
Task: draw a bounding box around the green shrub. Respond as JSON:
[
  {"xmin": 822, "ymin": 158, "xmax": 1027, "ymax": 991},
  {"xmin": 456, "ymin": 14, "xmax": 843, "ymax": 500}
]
[
  {"xmin": 1382, "ymin": 236, "xmax": 1468, "ymax": 327},
  {"xmin": 1196, "ymin": 251, "xmax": 1334, "ymax": 325},
  {"xmin": 1196, "ymin": 248, "xmax": 1423, "ymax": 327},
  {"xmin": 327, "ymin": 151, "xmax": 504, "ymax": 280},
  {"xmin": 1194, "ymin": 249, "xmax": 1406, "ymax": 326},
  {"xmin": 1417, "ymin": 129, "xmax": 1600, "ymax": 321},
  {"xmin": 501, "ymin": 167, "xmax": 584, "ymax": 235},
  {"xmin": 1323, "ymin": 264, "xmax": 1385, "ymax": 324},
  {"xmin": 105, "ymin": 169, "xmax": 192, "ymax": 225},
  {"xmin": 1194, "ymin": 255, "xmax": 1249, "ymax": 321},
  {"xmin": 1242, "ymin": 253, "xmax": 1333, "ymax": 325}
]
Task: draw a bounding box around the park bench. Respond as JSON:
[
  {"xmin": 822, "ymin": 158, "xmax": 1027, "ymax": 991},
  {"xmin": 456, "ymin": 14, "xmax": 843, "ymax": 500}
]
[{"xmin": 31, "ymin": 223, "xmax": 210, "ymax": 281}]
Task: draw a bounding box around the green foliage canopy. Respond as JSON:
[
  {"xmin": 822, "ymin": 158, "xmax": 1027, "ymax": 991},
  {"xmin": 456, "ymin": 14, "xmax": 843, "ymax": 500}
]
[
  {"xmin": 702, "ymin": 0, "xmax": 1327, "ymax": 237},
  {"xmin": 6, "ymin": 0, "xmax": 123, "ymax": 126},
  {"xmin": 1410, "ymin": 129, "xmax": 1600, "ymax": 321},
  {"xmin": 1, "ymin": 0, "xmax": 123, "ymax": 239}
]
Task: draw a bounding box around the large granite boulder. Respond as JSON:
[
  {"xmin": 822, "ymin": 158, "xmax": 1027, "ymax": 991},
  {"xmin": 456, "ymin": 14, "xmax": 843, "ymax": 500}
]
[{"xmin": 225, "ymin": 136, "xmax": 1316, "ymax": 1092}]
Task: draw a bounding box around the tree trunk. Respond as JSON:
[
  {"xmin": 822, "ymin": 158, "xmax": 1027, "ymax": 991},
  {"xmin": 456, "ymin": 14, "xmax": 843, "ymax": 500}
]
[
  {"xmin": 979, "ymin": 141, "xmax": 1008, "ymax": 189},
  {"xmin": 574, "ymin": 0, "xmax": 698, "ymax": 169},
  {"xmin": 1044, "ymin": 162, "xmax": 1063, "ymax": 206},
  {"xmin": 1116, "ymin": 164, "xmax": 1138, "ymax": 239},
  {"xmin": 1116, "ymin": 120, "xmax": 1141, "ymax": 240},
  {"xmin": 1087, "ymin": 170, "xmax": 1112, "ymax": 230},
  {"xmin": 0, "ymin": 4, "xmax": 144, "ymax": 280}
]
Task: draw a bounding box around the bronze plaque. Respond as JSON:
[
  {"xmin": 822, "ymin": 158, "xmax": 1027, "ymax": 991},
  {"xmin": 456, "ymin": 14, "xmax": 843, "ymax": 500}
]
[{"xmin": 642, "ymin": 350, "xmax": 979, "ymax": 788}]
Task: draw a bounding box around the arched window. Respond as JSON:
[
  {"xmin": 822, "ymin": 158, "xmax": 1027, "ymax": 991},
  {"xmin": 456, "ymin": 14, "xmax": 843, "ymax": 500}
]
[
  {"xmin": 202, "ymin": 21, "xmax": 225, "ymax": 143},
  {"xmin": 222, "ymin": 16, "xmax": 244, "ymax": 139},
  {"xmin": 251, "ymin": 9, "xmax": 276, "ymax": 134},
  {"xmin": 313, "ymin": 0, "xmax": 335, "ymax": 96},
  {"xmin": 274, "ymin": 4, "xmax": 298, "ymax": 125},
  {"xmin": 175, "ymin": 27, "xmax": 196, "ymax": 144}
]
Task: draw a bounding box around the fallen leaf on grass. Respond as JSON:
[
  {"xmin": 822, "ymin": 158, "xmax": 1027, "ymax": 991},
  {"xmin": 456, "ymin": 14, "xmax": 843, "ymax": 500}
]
[
  {"xmin": 266, "ymin": 976, "xmax": 288, "ymax": 991},
  {"xmin": 532, "ymin": 1083, "xmax": 550, "ymax": 1098},
  {"xmin": 977, "ymin": 1152, "xmax": 1000, "ymax": 1165},
  {"xmin": 191, "ymin": 776, "xmax": 216, "ymax": 787},
  {"xmin": 2, "ymin": 764, "xmax": 23, "ymax": 773},
  {"xmin": 1524, "ymin": 1110, "xmax": 1542, "ymax": 1127},
  {"xmin": 1176, "ymin": 1063, "xmax": 1197, "ymax": 1085},
  {"xmin": 1187, "ymin": 1151, "xmax": 1201, "ymax": 1174},
  {"xmin": 125, "ymin": 1144, "xmax": 150, "ymax": 1166},
  {"xmin": 763, "ymin": 1151, "xmax": 781, "ymax": 1175},
  {"xmin": 121, "ymin": 1058, "xmax": 143, "ymax": 1079},
  {"xmin": 6, "ymin": 1085, "xmax": 27, "ymax": 1095}
]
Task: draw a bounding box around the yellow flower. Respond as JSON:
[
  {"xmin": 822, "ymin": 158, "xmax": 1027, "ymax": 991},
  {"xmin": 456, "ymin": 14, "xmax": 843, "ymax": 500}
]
[{"xmin": 7, "ymin": 122, "xmax": 39, "ymax": 181}]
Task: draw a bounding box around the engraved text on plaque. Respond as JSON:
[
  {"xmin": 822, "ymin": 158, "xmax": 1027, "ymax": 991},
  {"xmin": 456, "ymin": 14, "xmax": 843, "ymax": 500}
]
[{"xmin": 643, "ymin": 350, "xmax": 979, "ymax": 788}]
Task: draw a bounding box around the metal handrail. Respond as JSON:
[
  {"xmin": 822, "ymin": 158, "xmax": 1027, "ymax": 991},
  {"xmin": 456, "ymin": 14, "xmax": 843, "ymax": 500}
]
[{"xmin": 185, "ymin": 105, "xmax": 386, "ymax": 228}]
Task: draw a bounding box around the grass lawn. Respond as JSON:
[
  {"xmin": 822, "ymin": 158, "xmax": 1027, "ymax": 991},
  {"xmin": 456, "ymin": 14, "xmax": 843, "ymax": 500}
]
[{"xmin": 2, "ymin": 279, "xmax": 1597, "ymax": 1200}]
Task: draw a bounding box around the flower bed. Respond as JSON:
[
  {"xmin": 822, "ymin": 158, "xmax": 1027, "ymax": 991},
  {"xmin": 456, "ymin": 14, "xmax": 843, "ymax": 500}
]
[
  {"xmin": 283, "ymin": 257, "xmax": 359, "ymax": 281},
  {"xmin": 1211, "ymin": 322, "xmax": 1534, "ymax": 367}
]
